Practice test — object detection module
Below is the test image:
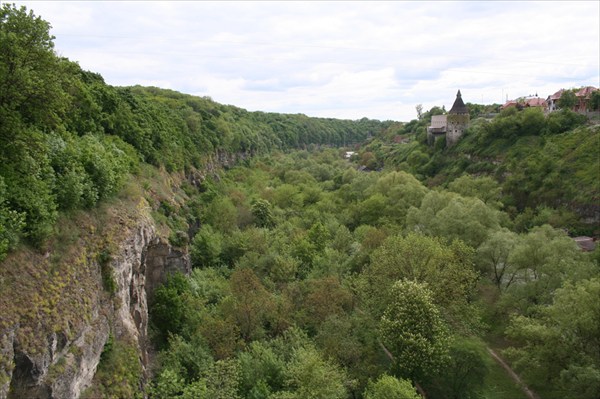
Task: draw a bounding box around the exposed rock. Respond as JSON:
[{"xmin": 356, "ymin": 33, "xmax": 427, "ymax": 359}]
[{"xmin": 0, "ymin": 207, "xmax": 190, "ymax": 399}]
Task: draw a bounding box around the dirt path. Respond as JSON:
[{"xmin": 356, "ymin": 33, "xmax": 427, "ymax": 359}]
[{"xmin": 487, "ymin": 348, "xmax": 540, "ymax": 399}]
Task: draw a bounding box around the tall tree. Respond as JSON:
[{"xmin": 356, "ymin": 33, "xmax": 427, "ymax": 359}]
[
  {"xmin": 0, "ymin": 3, "xmax": 68, "ymax": 129},
  {"xmin": 379, "ymin": 280, "xmax": 450, "ymax": 386}
]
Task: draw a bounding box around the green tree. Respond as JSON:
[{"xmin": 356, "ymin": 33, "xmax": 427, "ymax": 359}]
[
  {"xmin": 277, "ymin": 346, "xmax": 348, "ymax": 399},
  {"xmin": 505, "ymin": 278, "xmax": 600, "ymax": 399},
  {"xmin": 379, "ymin": 280, "xmax": 450, "ymax": 384},
  {"xmin": 505, "ymin": 225, "xmax": 595, "ymax": 309},
  {"xmin": 590, "ymin": 90, "xmax": 600, "ymax": 110},
  {"xmin": 238, "ymin": 341, "xmax": 286, "ymax": 398},
  {"xmin": 0, "ymin": 4, "xmax": 68, "ymax": 128},
  {"xmin": 149, "ymin": 273, "xmax": 191, "ymax": 347},
  {"xmin": 227, "ymin": 268, "xmax": 274, "ymax": 341},
  {"xmin": 476, "ymin": 229, "xmax": 519, "ymax": 290},
  {"xmin": 557, "ymin": 90, "xmax": 577, "ymax": 110},
  {"xmin": 204, "ymin": 360, "xmax": 242, "ymax": 399},
  {"xmin": 363, "ymin": 233, "xmax": 478, "ymax": 330},
  {"xmin": 190, "ymin": 225, "xmax": 223, "ymax": 268},
  {"xmin": 363, "ymin": 375, "xmax": 419, "ymax": 399},
  {"xmin": 251, "ymin": 198, "xmax": 275, "ymax": 228},
  {"xmin": 448, "ymin": 174, "xmax": 503, "ymax": 208},
  {"xmin": 406, "ymin": 190, "xmax": 502, "ymax": 248},
  {"xmin": 0, "ymin": 177, "xmax": 25, "ymax": 259},
  {"xmin": 425, "ymin": 338, "xmax": 489, "ymax": 399},
  {"xmin": 204, "ymin": 196, "xmax": 238, "ymax": 233}
]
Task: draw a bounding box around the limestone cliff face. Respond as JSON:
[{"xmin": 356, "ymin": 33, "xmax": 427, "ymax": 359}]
[
  {"xmin": 0, "ymin": 206, "xmax": 190, "ymax": 399},
  {"xmin": 0, "ymin": 151, "xmax": 245, "ymax": 399}
]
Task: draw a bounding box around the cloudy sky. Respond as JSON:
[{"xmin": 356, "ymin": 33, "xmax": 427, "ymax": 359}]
[{"xmin": 14, "ymin": 1, "xmax": 600, "ymax": 121}]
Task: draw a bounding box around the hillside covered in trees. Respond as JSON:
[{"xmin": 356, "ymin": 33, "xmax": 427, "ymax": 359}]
[{"xmin": 1, "ymin": 4, "xmax": 599, "ymax": 399}]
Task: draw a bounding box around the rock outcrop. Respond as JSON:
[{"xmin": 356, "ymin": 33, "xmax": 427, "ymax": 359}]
[{"xmin": 0, "ymin": 205, "xmax": 190, "ymax": 399}]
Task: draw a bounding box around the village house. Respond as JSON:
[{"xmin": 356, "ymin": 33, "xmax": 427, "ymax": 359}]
[
  {"xmin": 546, "ymin": 86, "xmax": 598, "ymax": 113},
  {"xmin": 427, "ymin": 90, "xmax": 470, "ymax": 147},
  {"xmin": 546, "ymin": 89, "xmax": 564, "ymax": 112},
  {"xmin": 574, "ymin": 86, "xmax": 598, "ymax": 113},
  {"xmin": 501, "ymin": 95, "xmax": 546, "ymax": 111}
]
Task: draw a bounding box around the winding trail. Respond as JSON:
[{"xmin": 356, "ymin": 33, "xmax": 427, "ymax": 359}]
[{"xmin": 487, "ymin": 347, "xmax": 540, "ymax": 399}]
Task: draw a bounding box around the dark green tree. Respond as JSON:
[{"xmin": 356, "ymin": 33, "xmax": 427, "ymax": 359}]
[
  {"xmin": 557, "ymin": 90, "xmax": 577, "ymax": 110},
  {"xmin": 251, "ymin": 198, "xmax": 275, "ymax": 228}
]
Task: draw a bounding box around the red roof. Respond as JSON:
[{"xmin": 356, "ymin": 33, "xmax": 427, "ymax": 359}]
[
  {"xmin": 501, "ymin": 100, "xmax": 518, "ymax": 109},
  {"xmin": 525, "ymin": 97, "xmax": 546, "ymax": 107},
  {"xmin": 548, "ymin": 89, "xmax": 564, "ymax": 100},
  {"xmin": 576, "ymin": 86, "xmax": 598, "ymax": 98},
  {"xmin": 502, "ymin": 97, "xmax": 545, "ymax": 109}
]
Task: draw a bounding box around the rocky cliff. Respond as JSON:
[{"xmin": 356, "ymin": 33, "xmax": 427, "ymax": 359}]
[{"xmin": 0, "ymin": 199, "xmax": 190, "ymax": 399}]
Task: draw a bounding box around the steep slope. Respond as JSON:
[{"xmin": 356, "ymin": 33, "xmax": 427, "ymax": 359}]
[{"xmin": 0, "ymin": 191, "xmax": 191, "ymax": 398}]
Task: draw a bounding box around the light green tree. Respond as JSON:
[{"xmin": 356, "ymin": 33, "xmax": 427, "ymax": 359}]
[
  {"xmin": 379, "ymin": 280, "xmax": 450, "ymax": 384},
  {"xmin": 251, "ymin": 198, "xmax": 275, "ymax": 228},
  {"xmin": 363, "ymin": 374, "xmax": 419, "ymax": 399},
  {"xmin": 476, "ymin": 228, "xmax": 519, "ymax": 290},
  {"xmin": 363, "ymin": 233, "xmax": 478, "ymax": 329},
  {"xmin": 448, "ymin": 174, "xmax": 503, "ymax": 208},
  {"xmin": 271, "ymin": 346, "xmax": 348, "ymax": 399},
  {"xmin": 406, "ymin": 190, "xmax": 502, "ymax": 248}
]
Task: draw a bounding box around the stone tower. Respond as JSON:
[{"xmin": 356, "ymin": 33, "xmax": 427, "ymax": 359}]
[{"xmin": 446, "ymin": 90, "xmax": 469, "ymax": 146}]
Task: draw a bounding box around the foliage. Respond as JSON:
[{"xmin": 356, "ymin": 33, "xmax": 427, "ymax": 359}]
[
  {"xmin": 406, "ymin": 190, "xmax": 502, "ymax": 248},
  {"xmin": 557, "ymin": 89, "xmax": 577, "ymax": 109},
  {"xmin": 363, "ymin": 374, "xmax": 420, "ymax": 399},
  {"xmin": 0, "ymin": 3, "xmax": 389, "ymax": 256},
  {"xmin": 83, "ymin": 339, "xmax": 143, "ymax": 399},
  {"xmin": 476, "ymin": 228, "xmax": 519, "ymax": 290},
  {"xmin": 190, "ymin": 225, "xmax": 223, "ymax": 268},
  {"xmin": 98, "ymin": 248, "xmax": 116, "ymax": 295},
  {"xmin": 425, "ymin": 338, "xmax": 490, "ymax": 399},
  {"xmin": 149, "ymin": 272, "xmax": 191, "ymax": 347},
  {"xmin": 363, "ymin": 233, "xmax": 478, "ymax": 330},
  {"xmin": 275, "ymin": 346, "xmax": 348, "ymax": 399},
  {"xmin": 505, "ymin": 278, "xmax": 600, "ymax": 399},
  {"xmin": 3, "ymin": 6, "xmax": 599, "ymax": 399},
  {"xmin": 379, "ymin": 280, "xmax": 451, "ymax": 383},
  {"xmin": 251, "ymin": 198, "xmax": 275, "ymax": 228},
  {"xmin": 0, "ymin": 177, "xmax": 25, "ymax": 260}
]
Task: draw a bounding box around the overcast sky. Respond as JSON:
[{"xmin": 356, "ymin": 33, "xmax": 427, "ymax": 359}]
[{"xmin": 13, "ymin": 1, "xmax": 600, "ymax": 121}]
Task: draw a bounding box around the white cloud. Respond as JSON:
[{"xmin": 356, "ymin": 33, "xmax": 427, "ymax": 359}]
[{"xmin": 13, "ymin": 0, "xmax": 600, "ymax": 121}]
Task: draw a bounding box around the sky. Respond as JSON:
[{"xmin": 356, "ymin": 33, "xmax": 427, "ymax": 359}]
[{"xmin": 12, "ymin": 1, "xmax": 600, "ymax": 121}]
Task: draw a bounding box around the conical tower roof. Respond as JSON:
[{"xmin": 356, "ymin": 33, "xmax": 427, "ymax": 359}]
[{"xmin": 449, "ymin": 90, "xmax": 468, "ymax": 114}]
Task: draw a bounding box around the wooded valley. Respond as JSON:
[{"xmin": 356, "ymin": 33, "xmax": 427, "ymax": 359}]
[{"xmin": 1, "ymin": 4, "xmax": 599, "ymax": 399}]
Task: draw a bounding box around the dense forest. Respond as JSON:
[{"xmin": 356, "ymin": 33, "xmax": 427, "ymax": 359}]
[{"xmin": 1, "ymin": 4, "xmax": 599, "ymax": 399}]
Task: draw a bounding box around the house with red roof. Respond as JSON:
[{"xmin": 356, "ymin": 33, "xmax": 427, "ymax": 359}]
[
  {"xmin": 574, "ymin": 86, "xmax": 599, "ymax": 113},
  {"xmin": 546, "ymin": 89, "xmax": 564, "ymax": 112},
  {"xmin": 501, "ymin": 96, "xmax": 546, "ymax": 111},
  {"xmin": 546, "ymin": 87, "xmax": 598, "ymax": 113}
]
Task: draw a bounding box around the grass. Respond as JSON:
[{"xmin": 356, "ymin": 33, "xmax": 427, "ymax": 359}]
[{"xmin": 481, "ymin": 354, "xmax": 529, "ymax": 399}]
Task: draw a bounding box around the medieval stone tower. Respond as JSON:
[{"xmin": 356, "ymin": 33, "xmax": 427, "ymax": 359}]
[{"xmin": 446, "ymin": 90, "xmax": 469, "ymax": 146}]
